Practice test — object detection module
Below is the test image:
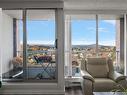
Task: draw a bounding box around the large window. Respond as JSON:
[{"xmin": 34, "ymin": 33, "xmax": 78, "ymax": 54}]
[
  {"xmin": 65, "ymin": 15, "xmax": 96, "ymax": 77},
  {"xmin": 98, "ymin": 15, "xmax": 124, "ymax": 74},
  {"xmin": 98, "ymin": 15, "xmax": 116, "ymax": 68},
  {"xmin": 65, "ymin": 14, "xmax": 124, "ymax": 78},
  {"xmin": 71, "ymin": 16, "xmax": 96, "ymax": 77},
  {"xmin": 26, "ymin": 10, "xmax": 56, "ymax": 81},
  {"xmin": 2, "ymin": 9, "xmax": 57, "ymax": 82}
]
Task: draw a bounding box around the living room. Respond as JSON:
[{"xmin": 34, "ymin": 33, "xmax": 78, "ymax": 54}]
[{"xmin": 0, "ymin": 0, "xmax": 127, "ymax": 95}]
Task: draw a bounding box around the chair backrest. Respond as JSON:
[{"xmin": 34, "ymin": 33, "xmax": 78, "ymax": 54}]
[{"xmin": 85, "ymin": 57, "xmax": 110, "ymax": 78}]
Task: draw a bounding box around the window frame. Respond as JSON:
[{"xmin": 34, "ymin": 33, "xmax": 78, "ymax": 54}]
[{"xmin": 65, "ymin": 14, "xmax": 125, "ymax": 78}]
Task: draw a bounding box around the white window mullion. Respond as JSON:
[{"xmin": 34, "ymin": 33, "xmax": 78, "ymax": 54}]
[
  {"xmin": 23, "ymin": 9, "xmax": 27, "ymax": 80},
  {"xmin": 96, "ymin": 15, "xmax": 99, "ymax": 57},
  {"xmin": 0, "ymin": 8, "xmax": 2, "ymax": 81},
  {"xmin": 16, "ymin": 20, "xmax": 21, "ymax": 57},
  {"xmin": 56, "ymin": 9, "xmax": 64, "ymax": 90},
  {"xmin": 124, "ymin": 14, "xmax": 127, "ymax": 76},
  {"xmin": 65, "ymin": 15, "xmax": 72, "ymax": 77}
]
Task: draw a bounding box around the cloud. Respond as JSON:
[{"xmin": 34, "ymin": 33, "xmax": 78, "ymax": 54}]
[
  {"xmin": 87, "ymin": 27, "xmax": 95, "ymax": 32},
  {"xmin": 88, "ymin": 27, "xmax": 108, "ymax": 32},
  {"xmin": 20, "ymin": 40, "xmax": 54, "ymax": 45},
  {"xmin": 71, "ymin": 40, "xmax": 115, "ymax": 46},
  {"xmin": 72, "ymin": 40, "xmax": 95, "ymax": 45},
  {"xmin": 88, "ymin": 20, "xmax": 116, "ymax": 32},
  {"xmin": 98, "ymin": 28, "xmax": 108, "ymax": 32},
  {"xmin": 103, "ymin": 20, "xmax": 116, "ymax": 26},
  {"xmin": 20, "ymin": 40, "xmax": 115, "ymax": 46},
  {"xmin": 98, "ymin": 40, "xmax": 115, "ymax": 46}
]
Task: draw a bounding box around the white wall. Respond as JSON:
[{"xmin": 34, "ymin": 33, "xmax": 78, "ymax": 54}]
[{"xmin": 2, "ymin": 12, "xmax": 13, "ymax": 74}]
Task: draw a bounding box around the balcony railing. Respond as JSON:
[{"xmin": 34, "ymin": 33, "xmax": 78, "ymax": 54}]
[{"xmin": 3, "ymin": 50, "xmax": 57, "ymax": 80}]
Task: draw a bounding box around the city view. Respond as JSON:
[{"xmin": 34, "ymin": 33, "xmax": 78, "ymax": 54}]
[
  {"xmin": 21, "ymin": 19, "xmax": 117, "ymax": 78},
  {"xmin": 24, "ymin": 43, "xmax": 116, "ymax": 78},
  {"xmin": 3, "ymin": 18, "xmax": 119, "ymax": 80}
]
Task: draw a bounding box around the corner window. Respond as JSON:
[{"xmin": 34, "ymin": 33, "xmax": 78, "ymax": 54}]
[{"xmin": 65, "ymin": 14, "xmax": 124, "ymax": 78}]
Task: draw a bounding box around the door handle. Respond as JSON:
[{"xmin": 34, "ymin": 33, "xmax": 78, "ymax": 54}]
[{"xmin": 55, "ymin": 39, "xmax": 58, "ymax": 49}]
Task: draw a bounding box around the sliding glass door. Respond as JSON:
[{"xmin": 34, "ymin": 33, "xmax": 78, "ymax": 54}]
[
  {"xmin": 71, "ymin": 15, "xmax": 96, "ymax": 77},
  {"xmin": 65, "ymin": 15, "xmax": 96, "ymax": 77},
  {"xmin": 26, "ymin": 10, "xmax": 56, "ymax": 81},
  {"xmin": 2, "ymin": 9, "xmax": 57, "ymax": 82},
  {"xmin": 98, "ymin": 15, "xmax": 124, "ymax": 74}
]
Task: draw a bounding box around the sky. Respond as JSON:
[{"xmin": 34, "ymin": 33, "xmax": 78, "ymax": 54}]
[
  {"xmin": 71, "ymin": 20, "xmax": 116, "ymax": 46},
  {"xmin": 19, "ymin": 19, "xmax": 116, "ymax": 46}
]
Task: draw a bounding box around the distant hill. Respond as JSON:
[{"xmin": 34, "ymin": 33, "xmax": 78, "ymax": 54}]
[
  {"xmin": 28, "ymin": 44, "xmax": 114, "ymax": 49},
  {"xmin": 72, "ymin": 44, "xmax": 114, "ymax": 49},
  {"xmin": 28, "ymin": 44, "xmax": 55, "ymax": 49}
]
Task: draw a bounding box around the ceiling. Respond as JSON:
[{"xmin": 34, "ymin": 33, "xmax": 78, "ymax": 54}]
[
  {"xmin": 2, "ymin": 0, "xmax": 127, "ymax": 20},
  {"xmin": 64, "ymin": 0, "xmax": 127, "ymax": 10},
  {"xmin": 3, "ymin": 10, "xmax": 55, "ymax": 20},
  {"xmin": 68, "ymin": 14, "xmax": 123, "ymax": 20},
  {"xmin": 1, "ymin": 0, "xmax": 127, "ymax": 11},
  {"xmin": 0, "ymin": 0, "xmax": 63, "ymax": 1},
  {"xmin": 3, "ymin": 10, "xmax": 123, "ymax": 20}
]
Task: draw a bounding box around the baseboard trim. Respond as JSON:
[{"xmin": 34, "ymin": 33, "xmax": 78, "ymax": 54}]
[{"xmin": 0, "ymin": 89, "xmax": 65, "ymax": 94}]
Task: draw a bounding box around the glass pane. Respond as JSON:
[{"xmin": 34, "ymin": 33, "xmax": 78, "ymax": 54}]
[
  {"xmin": 71, "ymin": 15, "xmax": 96, "ymax": 77},
  {"xmin": 27, "ymin": 10, "xmax": 56, "ymax": 81},
  {"xmin": 2, "ymin": 10, "xmax": 23, "ymax": 81},
  {"xmin": 98, "ymin": 15, "xmax": 124, "ymax": 74}
]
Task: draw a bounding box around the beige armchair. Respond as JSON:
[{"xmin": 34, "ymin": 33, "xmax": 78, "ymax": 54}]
[{"xmin": 80, "ymin": 57, "xmax": 127, "ymax": 95}]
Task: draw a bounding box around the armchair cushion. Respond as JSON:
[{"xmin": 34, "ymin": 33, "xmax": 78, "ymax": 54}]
[
  {"xmin": 109, "ymin": 71, "xmax": 126, "ymax": 82},
  {"xmin": 94, "ymin": 78, "xmax": 117, "ymax": 91},
  {"xmin": 86, "ymin": 58, "xmax": 109, "ymax": 78},
  {"xmin": 81, "ymin": 70, "xmax": 94, "ymax": 82}
]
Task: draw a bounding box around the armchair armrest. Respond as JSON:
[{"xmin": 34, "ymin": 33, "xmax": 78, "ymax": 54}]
[
  {"xmin": 81, "ymin": 70, "xmax": 94, "ymax": 82},
  {"xmin": 109, "ymin": 71, "xmax": 126, "ymax": 82}
]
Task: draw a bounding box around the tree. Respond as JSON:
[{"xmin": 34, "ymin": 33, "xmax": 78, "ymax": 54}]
[{"xmin": 110, "ymin": 47, "xmax": 116, "ymax": 62}]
